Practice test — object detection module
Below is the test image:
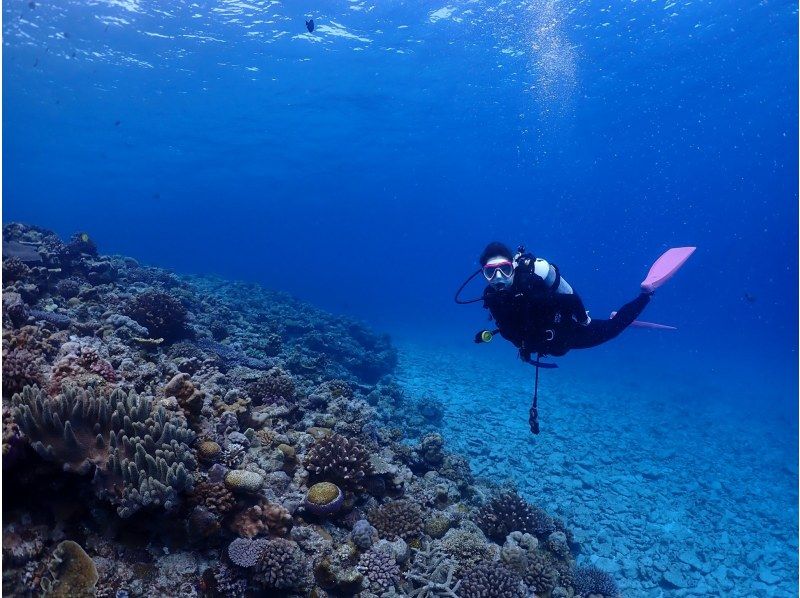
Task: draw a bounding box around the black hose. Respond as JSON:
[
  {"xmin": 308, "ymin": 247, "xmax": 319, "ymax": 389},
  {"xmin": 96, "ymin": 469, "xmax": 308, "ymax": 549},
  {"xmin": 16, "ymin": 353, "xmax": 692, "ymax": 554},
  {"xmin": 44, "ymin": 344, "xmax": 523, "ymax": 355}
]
[{"xmin": 454, "ymin": 268, "xmax": 484, "ymax": 304}]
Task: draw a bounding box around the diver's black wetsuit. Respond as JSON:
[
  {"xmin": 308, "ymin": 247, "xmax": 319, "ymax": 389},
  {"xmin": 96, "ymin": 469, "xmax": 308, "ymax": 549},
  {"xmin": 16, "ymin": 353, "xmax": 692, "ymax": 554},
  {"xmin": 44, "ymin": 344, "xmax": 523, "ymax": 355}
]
[{"xmin": 482, "ymin": 258, "xmax": 650, "ymax": 358}]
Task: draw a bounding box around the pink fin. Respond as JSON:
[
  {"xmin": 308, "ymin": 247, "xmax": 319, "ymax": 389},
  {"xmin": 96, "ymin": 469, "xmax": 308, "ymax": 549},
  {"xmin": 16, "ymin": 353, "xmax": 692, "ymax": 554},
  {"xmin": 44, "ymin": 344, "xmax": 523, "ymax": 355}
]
[
  {"xmin": 641, "ymin": 247, "xmax": 696, "ymax": 292},
  {"xmin": 610, "ymin": 311, "xmax": 677, "ymax": 330}
]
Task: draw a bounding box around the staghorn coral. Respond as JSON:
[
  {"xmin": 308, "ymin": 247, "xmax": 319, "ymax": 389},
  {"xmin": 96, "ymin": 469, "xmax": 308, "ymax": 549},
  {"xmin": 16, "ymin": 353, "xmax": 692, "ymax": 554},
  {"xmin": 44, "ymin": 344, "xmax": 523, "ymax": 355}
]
[
  {"xmin": 304, "ymin": 432, "xmax": 373, "ymax": 489},
  {"xmin": 12, "ymin": 386, "xmax": 196, "ymax": 517},
  {"xmin": 189, "ymin": 481, "xmax": 235, "ymax": 517},
  {"xmin": 2, "ymin": 348, "xmax": 42, "ymax": 395},
  {"xmin": 369, "ymin": 500, "xmax": 424, "ymax": 541},
  {"xmin": 253, "ymin": 538, "xmax": 310, "ymax": 590},
  {"xmin": 231, "ymin": 500, "xmax": 293, "ymax": 538},
  {"xmin": 404, "ymin": 543, "xmax": 461, "ymax": 598},
  {"xmin": 40, "ymin": 540, "xmax": 98, "ymax": 597},
  {"xmin": 124, "ymin": 290, "xmax": 188, "ymax": 342},
  {"xmin": 572, "ymin": 565, "xmax": 620, "ymax": 598},
  {"xmin": 476, "ymin": 490, "xmax": 541, "ymax": 543},
  {"xmin": 357, "ymin": 548, "xmax": 402, "ymax": 593},
  {"xmin": 460, "ymin": 561, "xmax": 526, "ymax": 598}
]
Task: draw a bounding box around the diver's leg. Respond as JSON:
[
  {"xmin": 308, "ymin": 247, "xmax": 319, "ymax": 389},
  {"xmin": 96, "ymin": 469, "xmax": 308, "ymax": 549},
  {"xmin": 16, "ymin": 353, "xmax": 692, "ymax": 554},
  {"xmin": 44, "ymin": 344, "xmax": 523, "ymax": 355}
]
[{"xmin": 567, "ymin": 293, "xmax": 650, "ymax": 349}]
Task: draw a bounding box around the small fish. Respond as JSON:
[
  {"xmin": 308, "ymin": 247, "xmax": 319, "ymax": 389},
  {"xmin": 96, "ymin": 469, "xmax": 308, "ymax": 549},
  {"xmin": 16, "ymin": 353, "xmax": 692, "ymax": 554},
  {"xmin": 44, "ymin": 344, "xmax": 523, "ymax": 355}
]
[
  {"xmin": 33, "ymin": 57, "xmax": 38, "ymax": 67},
  {"xmin": 28, "ymin": 1, "xmax": 35, "ymax": 9},
  {"xmin": 306, "ymin": 18, "xmax": 314, "ymax": 33},
  {"xmin": 114, "ymin": 120, "xmax": 121, "ymax": 126},
  {"xmin": 743, "ymin": 292, "xmax": 756, "ymax": 304}
]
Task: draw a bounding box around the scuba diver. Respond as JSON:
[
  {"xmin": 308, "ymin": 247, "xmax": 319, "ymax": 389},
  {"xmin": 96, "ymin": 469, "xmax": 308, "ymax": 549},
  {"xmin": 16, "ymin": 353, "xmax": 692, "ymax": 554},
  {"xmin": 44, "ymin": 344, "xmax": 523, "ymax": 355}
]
[{"xmin": 455, "ymin": 242, "xmax": 695, "ymax": 433}]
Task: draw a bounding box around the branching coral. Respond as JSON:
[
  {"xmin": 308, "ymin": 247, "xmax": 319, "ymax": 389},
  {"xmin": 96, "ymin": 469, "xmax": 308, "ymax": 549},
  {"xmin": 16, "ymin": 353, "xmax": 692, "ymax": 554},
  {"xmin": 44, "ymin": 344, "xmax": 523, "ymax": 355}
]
[
  {"xmin": 369, "ymin": 500, "xmax": 424, "ymax": 541},
  {"xmin": 304, "ymin": 432, "xmax": 373, "ymax": 489},
  {"xmin": 246, "ymin": 367, "xmax": 295, "ymax": 405},
  {"xmin": 12, "ymin": 386, "xmax": 196, "ymax": 517},
  {"xmin": 460, "ymin": 561, "xmax": 526, "ymax": 598},
  {"xmin": 357, "ymin": 549, "xmax": 401, "ymax": 593},
  {"xmin": 253, "ymin": 538, "xmax": 310, "ymax": 590},
  {"xmin": 124, "ymin": 290, "xmax": 188, "ymax": 342},
  {"xmin": 2, "ymin": 348, "xmax": 42, "ymax": 395},
  {"xmin": 404, "ymin": 543, "xmax": 461, "ymax": 598},
  {"xmin": 475, "ymin": 490, "xmax": 541, "ymax": 543},
  {"xmin": 572, "ymin": 565, "xmax": 620, "ymax": 598},
  {"xmin": 189, "ymin": 481, "xmax": 235, "ymax": 517}
]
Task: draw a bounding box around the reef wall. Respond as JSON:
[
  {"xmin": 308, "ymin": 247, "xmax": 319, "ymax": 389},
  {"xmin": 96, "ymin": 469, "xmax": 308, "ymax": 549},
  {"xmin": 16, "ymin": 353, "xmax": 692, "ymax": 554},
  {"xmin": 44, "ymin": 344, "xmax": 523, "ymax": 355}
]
[{"xmin": 2, "ymin": 223, "xmax": 619, "ymax": 598}]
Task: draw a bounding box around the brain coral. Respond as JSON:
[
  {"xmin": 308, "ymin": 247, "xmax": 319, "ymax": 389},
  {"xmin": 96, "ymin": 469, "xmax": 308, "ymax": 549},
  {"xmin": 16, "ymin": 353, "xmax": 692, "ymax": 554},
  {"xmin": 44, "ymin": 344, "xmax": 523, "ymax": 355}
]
[
  {"xmin": 124, "ymin": 290, "xmax": 188, "ymax": 341},
  {"xmin": 572, "ymin": 565, "xmax": 620, "ymax": 598},
  {"xmin": 476, "ymin": 491, "xmax": 541, "ymax": 543},
  {"xmin": 460, "ymin": 561, "xmax": 526, "ymax": 598},
  {"xmin": 304, "ymin": 433, "xmax": 373, "ymax": 489},
  {"xmin": 254, "ymin": 538, "xmax": 309, "ymax": 590},
  {"xmin": 369, "ymin": 500, "xmax": 424, "ymax": 541},
  {"xmin": 12, "ymin": 386, "xmax": 196, "ymax": 517}
]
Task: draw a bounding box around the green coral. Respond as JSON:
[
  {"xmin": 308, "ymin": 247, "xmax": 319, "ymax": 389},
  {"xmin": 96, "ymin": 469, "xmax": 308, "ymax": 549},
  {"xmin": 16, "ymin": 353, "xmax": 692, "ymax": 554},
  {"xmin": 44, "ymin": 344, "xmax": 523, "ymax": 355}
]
[
  {"xmin": 13, "ymin": 386, "xmax": 196, "ymax": 517},
  {"xmin": 41, "ymin": 540, "xmax": 98, "ymax": 597}
]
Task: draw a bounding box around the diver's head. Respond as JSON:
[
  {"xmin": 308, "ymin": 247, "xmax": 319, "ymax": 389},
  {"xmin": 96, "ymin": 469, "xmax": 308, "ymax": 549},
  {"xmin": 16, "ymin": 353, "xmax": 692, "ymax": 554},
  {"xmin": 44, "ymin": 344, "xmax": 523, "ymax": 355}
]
[{"xmin": 479, "ymin": 242, "xmax": 515, "ymax": 289}]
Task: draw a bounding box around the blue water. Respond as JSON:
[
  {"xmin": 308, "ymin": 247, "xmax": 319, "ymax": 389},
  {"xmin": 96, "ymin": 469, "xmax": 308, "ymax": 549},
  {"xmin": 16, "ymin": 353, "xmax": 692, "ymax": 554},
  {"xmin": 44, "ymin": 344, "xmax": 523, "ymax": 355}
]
[{"xmin": 3, "ymin": 0, "xmax": 798, "ymax": 594}]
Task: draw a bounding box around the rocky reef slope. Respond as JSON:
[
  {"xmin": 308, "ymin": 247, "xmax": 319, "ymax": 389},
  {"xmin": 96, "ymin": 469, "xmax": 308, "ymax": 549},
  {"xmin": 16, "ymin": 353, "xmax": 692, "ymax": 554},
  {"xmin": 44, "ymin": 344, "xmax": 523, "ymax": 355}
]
[{"xmin": 2, "ymin": 223, "xmax": 619, "ymax": 598}]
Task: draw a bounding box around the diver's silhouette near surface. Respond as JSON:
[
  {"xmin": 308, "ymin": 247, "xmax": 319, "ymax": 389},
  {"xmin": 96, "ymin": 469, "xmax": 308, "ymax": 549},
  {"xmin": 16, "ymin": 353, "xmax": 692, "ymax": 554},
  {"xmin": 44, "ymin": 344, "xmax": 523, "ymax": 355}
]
[{"xmin": 455, "ymin": 242, "xmax": 695, "ymax": 434}]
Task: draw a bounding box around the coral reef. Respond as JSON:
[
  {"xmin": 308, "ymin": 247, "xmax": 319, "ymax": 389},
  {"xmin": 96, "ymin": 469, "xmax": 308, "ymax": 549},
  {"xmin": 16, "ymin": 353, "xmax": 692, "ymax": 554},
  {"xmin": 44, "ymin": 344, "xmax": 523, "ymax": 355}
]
[
  {"xmin": 573, "ymin": 565, "xmax": 620, "ymax": 597},
  {"xmin": 460, "ymin": 561, "xmax": 526, "ymax": 598},
  {"xmin": 357, "ymin": 548, "xmax": 402, "ymax": 593},
  {"xmin": 476, "ymin": 490, "xmax": 543, "ymax": 543},
  {"xmin": 2, "ymin": 348, "xmax": 42, "ymax": 395},
  {"xmin": 124, "ymin": 290, "xmax": 188, "ymax": 342},
  {"xmin": 253, "ymin": 538, "xmax": 310, "ymax": 590},
  {"xmin": 370, "ymin": 500, "xmax": 425, "ymax": 540},
  {"xmin": 12, "ymin": 386, "xmax": 196, "ymax": 517},
  {"xmin": 304, "ymin": 432, "xmax": 373, "ymax": 489},
  {"xmin": 40, "ymin": 540, "xmax": 98, "ymax": 597},
  {"xmin": 0, "ymin": 224, "xmax": 619, "ymax": 598},
  {"xmin": 305, "ymin": 481, "xmax": 344, "ymax": 516}
]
